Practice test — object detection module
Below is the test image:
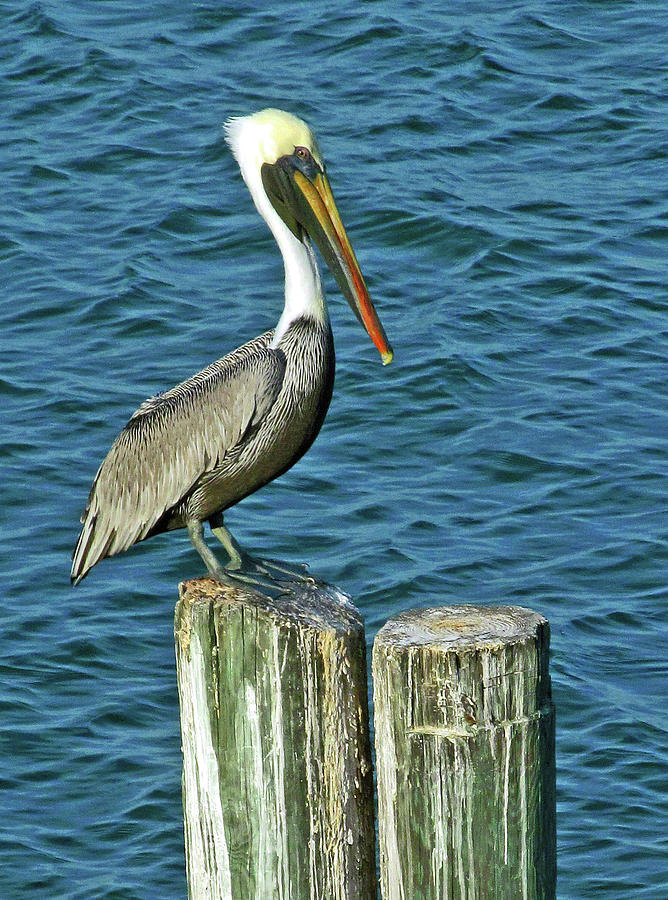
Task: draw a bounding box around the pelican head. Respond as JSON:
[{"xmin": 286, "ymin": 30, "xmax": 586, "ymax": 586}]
[{"xmin": 225, "ymin": 109, "xmax": 393, "ymax": 365}]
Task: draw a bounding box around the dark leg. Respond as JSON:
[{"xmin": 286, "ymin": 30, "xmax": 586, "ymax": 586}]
[
  {"xmin": 208, "ymin": 512, "xmax": 314, "ymax": 583},
  {"xmin": 186, "ymin": 515, "xmax": 288, "ymax": 595},
  {"xmin": 186, "ymin": 519, "xmax": 233, "ymax": 583},
  {"xmin": 208, "ymin": 512, "xmax": 244, "ymax": 570}
]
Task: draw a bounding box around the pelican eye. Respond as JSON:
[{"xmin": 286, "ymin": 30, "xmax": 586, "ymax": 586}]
[{"xmin": 295, "ymin": 146, "xmax": 311, "ymax": 160}]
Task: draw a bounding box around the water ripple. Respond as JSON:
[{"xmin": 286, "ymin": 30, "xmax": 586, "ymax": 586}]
[{"xmin": 2, "ymin": 1, "xmax": 667, "ymax": 897}]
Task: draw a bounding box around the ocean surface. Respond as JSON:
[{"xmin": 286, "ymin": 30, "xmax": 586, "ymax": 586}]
[{"xmin": 2, "ymin": 1, "xmax": 667, "ymax": 897}]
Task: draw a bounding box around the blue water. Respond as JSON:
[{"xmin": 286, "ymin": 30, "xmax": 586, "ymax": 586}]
[{"xmin": 2, "ymin": 1, "xmax": 667, "ymax": 896}]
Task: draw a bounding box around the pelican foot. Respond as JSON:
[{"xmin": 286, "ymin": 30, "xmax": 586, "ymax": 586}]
[
  {"xmin": 251, "ymin": 556, "xmax": 316, "ymax": 585},
  {"xmin": 192, "ymin": 518, "xmax": 314, "ymax": 596},
  {"xmin": 207, "ymin": 564, "xmax": 291, "ymax": 599},
  {"xmin": 222, "ymin": 553, "xmax": 318, "ymax": 598}
]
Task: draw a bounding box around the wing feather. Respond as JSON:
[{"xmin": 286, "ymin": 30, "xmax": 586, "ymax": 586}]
[{"xmin": 71, "ymin": 334, "xmax": 285, "ymax": 583}]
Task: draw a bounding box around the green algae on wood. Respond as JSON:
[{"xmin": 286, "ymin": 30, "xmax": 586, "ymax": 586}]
[
  {"xmin": 175, "ymin": 576, "xmax": 376, "ymax": 900},
  {"xmin": 373, "ymin": 605, "xmax": 556, "ymax": 900}
]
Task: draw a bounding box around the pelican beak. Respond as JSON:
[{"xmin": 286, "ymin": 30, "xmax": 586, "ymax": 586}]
[{"xmin": 262, "ymin": 160, "xmax": 393, "ymax": 365}]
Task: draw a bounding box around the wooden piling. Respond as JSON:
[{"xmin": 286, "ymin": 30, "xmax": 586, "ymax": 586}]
[
  {"xmin": 373, "ymin": 605, "xmax": 556, "ymax": 900},
  {"xmin": 174, "ymin": 576, "xmax": 376, "ymax": 900}
]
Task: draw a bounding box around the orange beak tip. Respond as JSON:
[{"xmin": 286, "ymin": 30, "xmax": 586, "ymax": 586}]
[{"xmin": 381, "ymin": 348, "xmax": 394, "ymax": 366}]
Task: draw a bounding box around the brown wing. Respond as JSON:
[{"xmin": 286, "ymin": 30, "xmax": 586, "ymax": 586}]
[{"xmin": 71, "ymin": 333, "xmax": 285, "ymax": 583}]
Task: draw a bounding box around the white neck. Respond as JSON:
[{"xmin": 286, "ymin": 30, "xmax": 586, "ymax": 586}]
[{"xmin": 233, "ymin": 152, "xmax": 328, "ymax": 348}]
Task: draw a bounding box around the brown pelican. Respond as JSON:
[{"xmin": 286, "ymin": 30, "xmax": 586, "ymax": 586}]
[{"xmin": 71, "ymin": 108, "xmax": 393, "ymax": 586}]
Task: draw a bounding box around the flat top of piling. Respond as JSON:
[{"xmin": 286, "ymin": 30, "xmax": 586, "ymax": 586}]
[
  {"xmin": 375, "ymin": 604, "xmax": 548, "ymax": 651},
  {"xmin": 178, "ymin": 575, "xmax": 363, "ymax": 635}
]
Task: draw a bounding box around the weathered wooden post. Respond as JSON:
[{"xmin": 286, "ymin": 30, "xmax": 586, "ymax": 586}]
[
  {"xmin": 174, "ymin": 576, "xmax": 376, "ymax": 900},
  {"xmin": 373, "ymin": 605, "xmax": 556, "ymax": 900}
]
